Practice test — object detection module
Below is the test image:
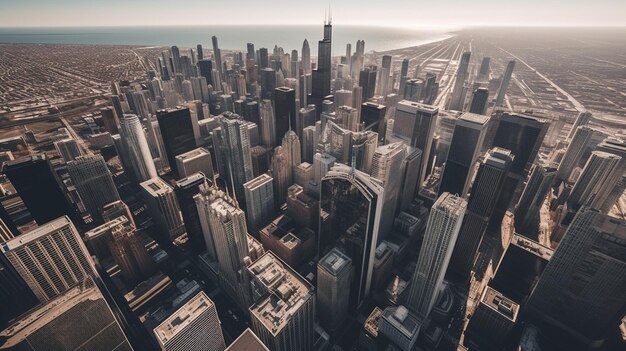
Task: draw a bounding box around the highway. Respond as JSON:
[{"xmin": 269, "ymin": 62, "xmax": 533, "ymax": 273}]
[{"xmin": 499, "ymin": 47, "xmax": 585, "ymax": 113}]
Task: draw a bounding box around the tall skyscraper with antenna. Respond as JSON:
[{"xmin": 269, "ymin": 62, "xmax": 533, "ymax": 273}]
[
  {"xmin": 310, "ymin": 12, "xmax": 332, "ymax": 115},
  {"xmin": 212, "ymin": 35, "xmax": 223, "ymax": 75}
]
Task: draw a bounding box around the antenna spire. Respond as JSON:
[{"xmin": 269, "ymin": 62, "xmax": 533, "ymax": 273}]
[{"xmin": 329, "ymin": 4, "xmax": 332, "ymax": 24}]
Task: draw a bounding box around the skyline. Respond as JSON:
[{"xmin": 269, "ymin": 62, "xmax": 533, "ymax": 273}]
[
  {"xmin": 0, "ymin": 6, "xmax": 625, "ymax": 350},
  {"xmin": 1, "ymin": 0, "xmax": 626, "ymax": 28}
]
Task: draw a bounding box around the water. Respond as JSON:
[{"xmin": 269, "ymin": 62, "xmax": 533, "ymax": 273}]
[{"xmin": 0, "ymin": 25, "xmax": 452, "ymax": 54}]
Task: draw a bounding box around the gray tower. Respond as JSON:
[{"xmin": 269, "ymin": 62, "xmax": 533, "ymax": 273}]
[
  {"xmin": 407, "ymin": 193, "xmax": 467, "ymax": 318},
  {"xmin": 317, "ymin": 248, "xmax": 352, "ymax": 331},
  {"xmin": 67, "ymin": 154, "xmax": 120, "ymax": 222},
  {"xmin": 527, "ymin": 207, "xmax": 626, "ymax": 347}
]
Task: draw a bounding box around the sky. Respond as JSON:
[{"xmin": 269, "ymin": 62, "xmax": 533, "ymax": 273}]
[{"xmin": 1, "ymin": 0, "xmax": 625, "ymax": 28}]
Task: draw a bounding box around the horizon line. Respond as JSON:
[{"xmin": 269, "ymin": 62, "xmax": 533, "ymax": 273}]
[{"xmin": 1, "ymin": 23, "xmax": 626, "ymax": 30}]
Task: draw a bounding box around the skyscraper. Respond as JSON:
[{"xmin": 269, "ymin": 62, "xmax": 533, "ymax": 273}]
[
  {"xmin": 100, "ymin": 106, "xmax": 119, "ymax": 134},
  {"xmin": 360, "ymin": 102, "xmax": 386, "ymax": 134},
  {"xmin": 301, "ymin": 39, "xmax": 311, "ymax": 74},
  {"xmin": 514, "ymin": 163, "xmax": 557, "ymax": 238},
  {"xmin": 260, "ymin": 68, "xmax": 276, "ymax": 100},
  {"xmin": 197, "ymin": 59, "xmax": 214, "ymax": 86},
  {"xmin": 67, "ymin": 154, "xmax": 120, "ymax": 222},
  {"xmin": 2, "ymin": 154, "xmax": 76, "ymax": 225},
  {"xmin": 274, "ymin": 86, "xmax": 297, "ymax": 140},
  {"xmin": 0, "ymin": 216, "xmax": 97, "ymax": 303},
  {"xmin": 448, "ymin": 51, "xmax": 471, "ymax": 111},
  {"xmin": 140, "ymin": 177, "xmax": 185, "ymax": 240},
  {"xmin": 398, "ymin": 146, "xmax": 423, "ymax": 211},
  {"xmin": 495, "ymin": 60, "xmax": 516, "ymax": 107},
  {"xmin": 154, "ymin": 291, "xmax": 226, "ymax": 351},
  {"xmin": 211, "ymin": 35, "xmax": 223, "ymax": 75},
  {"xmin": 399, "ymin": 58, "xmax": 410, "ymax": 94},
  {"xmin": 320, "ymin": 164, "xmax": 384, "ymax": 308},
  {"xmin": 109, "ymin": 218, "xmax": 155, "ymax": 284},
  {"xmin": 477, "ymin": 56, "xmax": 490, "ymax": 81},
  {"xmin": 407, "ymin": 193, "xmax": 467, "ymax": 318},
  {"xmin": 594, "ymin": 137, "xmax": 626, "ymax": 211},
  {"xmin": 464, "ymin": 286, "xmax": 520, "ymax": 350},
  {"xmin": 175, "ymin": 147, "xmax": 214, "ymax": 182},
  {"xmin": 556, "ymin": 125, "xmax": 600, "ymax": 181},
  {"xmin": 379, "ymin": 305, "xmax": 421, "ymax": 351},
  {"xmin": 282, "ymin": 130, "xmax": 301, "ymax": 177},
  {"xmin": 244, "ymin": 174, "xmax": 275, "ymax": 233},
  {"xmin": 567, "ymin": 111, "xmax": 592, "ymax": 140},
  {"xmin": 249, "ymin": 252, "xmax": 315, "ymax": 351},
  {"xmin": 568, "ymin": 150, "xmax": 622, "ymax": 211},
  {"xmin": 370, "ymin": 142, "xmax": 406, "ymax": 237},
  {"xmin": 468, "ymin": 87, "xmax": 489, "ymax": 115},
  {"xmin": 310, "ymin": 19, "xmax": 332, "ymax": 113},
  {"xmin": 174, "ymin": 173, "xmax": 207, "ymax": 252},
  {"xmin": 527, "ymin": 207, "xmax": 626, "ymax": 347},
  {"xmin": 259, "ymin": 99, "xmax": 277, "ymax": 147},
  {"xmin": 317, "ymin": 248, "xmax": 352, "ymax": 331},
  {"xmin": 392, "ymin": 101, "xmax": 439, "ymax": 184},
  {"xmin": 102, "ymin": 200, "xmax": 136, "ymax": 228},
  {"xmin": 171, "ymin": 45, "xmax": 182, "ymax": 73},
  {"xmin": 200, "ymin": 187, "xmax": 252, "ymax": 310},
  {"xmin": 118, "ymin": 113, "xmax": 158, "ymax": 182},
  {"xmin": 0, "ymin": 276, "xmax": 132, "ymax": 350},
  {"xmin": 226, "ymin": 329, "xmax": 269, "ymax": 351},
  {"xmin": 54, "ymin": 138, "xmax": 82, "ymax": 163},
  {"xmin": 0, "ymin": 218, "xmax": 38, "ymax": 325},
  {"xmin": 438, "ymin": 113, "xmax": 490, "ymax": 197},
  {"xmin": 488, "ymin": 112, "xmax": 549, "ymax": 230},
  {"xmin": 271, "ymin": 146, "xmax": 292, "ymax": 206},
  {"xmin": 359, "ymin": 66, "xmax": 377, "ymax": 101},
  {"xmin": 156, "ymin": 107, "xmax": 197, "ymax": 177},
  {"xmin": 218, "ymin": 118, "xmax": 254, "ymax": 204},
  {"xmin": 448, "ymin": 148, "xmax": 513, "ymax": 282}
]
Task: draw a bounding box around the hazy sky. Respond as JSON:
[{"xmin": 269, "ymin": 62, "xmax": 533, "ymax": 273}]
[{"xmin": 1, "ymin": 0, "xmax": 625, "ymax": 28}]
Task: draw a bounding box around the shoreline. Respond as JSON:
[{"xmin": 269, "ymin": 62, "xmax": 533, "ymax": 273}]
[
  {"xmin": 0, "ymin": 32, "xmax": 456, "ymax": 58},
  {"xmin": 0, "ymin": 25, "xmax": 454, "ymax": 55}
]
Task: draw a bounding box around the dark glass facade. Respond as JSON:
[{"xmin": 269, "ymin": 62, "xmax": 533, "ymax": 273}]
[{"xmin": 157, "ymin": 107, "xmax": 197, "ymax": 177}]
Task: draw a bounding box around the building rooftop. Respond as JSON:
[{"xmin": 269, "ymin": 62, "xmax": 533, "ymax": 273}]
[
  {"xmin": 0, "ymin": 278, "xmax": 101, "ymax": 348},
  {"xmin": 248, "ymin": 252, "xmax": 313, "ymax": 336},
  {"xmin": 275, "ymin": 86, "xmax": 294, "ymax": 92},
  {"xmin": 2, "ymin": 153, "xmax": 46, "ymax": 170},
  {"xmin": 481, "ymin": 286, "xmax": 520, "ymax": 322},
  {"xmin": 175, "ymin": 147, "xmax": 210, "ymax": 162},
  {"xmin": 244, "ymin": 173, "xmax": 273, "ymax": 190},
  {"xmin": 459, "ymin": 112, "xmax": 490, "ymax": 126},
  {"xmin": 140, "ymin": 177, "xmax": 173, "ymax": 196},
  {"xmin": 397, "ymin": 100, "xmax": 439, "ymax": 114},
  {"xmin": 296, "ymin": 162, "xmax": 313, "ymax": 171},
  {"xmin": 484, "ymin": 148, "xmax": 514, "ymax": 168},
  {"xmin": 362, "ymin": 101, "xmax": 386, "ymax": 110},
  {"xmin": 433, "ymin": 192, "xmax": 467, "ymax": 218},
  {"xmin": 364, "ymin": 307, "xmax": 383, "ymax": 337},
  {"xmin": 153, "ymin": 291, "xmax": 216, "ymax": 345},
  {"xmin": 511, "ymin": 234, "xmax": 554, "ymax": 261},
  {"xmin": 84, "ymin": 215, "xmax": 129, "ymax": 240},
  {"xmin": 1, "ymin": 216, "xmax": 72, "ymax": 252},
  {"xmin": 381, "ymin": 305, "xmax": 421, "ymax": 339},
  {"xmin": 502, "ymin": 112, "xmax": 548, "ymax": 125},
  {"xmin": 319, "ymin": 248, "xmax": 352, "ymax": 276},
  {"xmin": 226, "ymin": 328, "xmax": 269, "ymax": 351}
]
